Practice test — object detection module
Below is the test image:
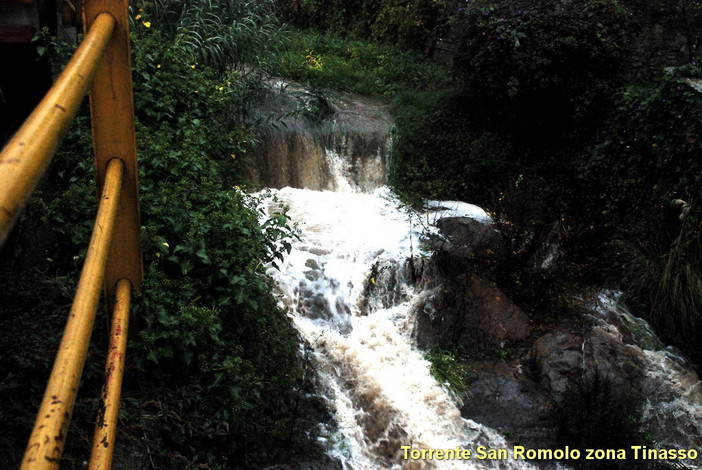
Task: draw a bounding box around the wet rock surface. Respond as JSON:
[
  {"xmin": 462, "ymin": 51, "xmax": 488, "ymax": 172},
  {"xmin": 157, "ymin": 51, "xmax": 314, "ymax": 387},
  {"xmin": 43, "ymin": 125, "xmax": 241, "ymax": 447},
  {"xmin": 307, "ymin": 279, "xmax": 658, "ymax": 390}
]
[
  {"xmin": 414, "ymin": 274, "xmax": 531, "ymax": 352},
  {"xmin": 435, "ymin": 216, "xmax": 503, "ymax": 257},
  {"xmin": 249, "ymin": 80, "xmax": 392, "ymax": 192},
  {"xmin": 412, "ymin": 218, "xmax": 702, "ymax": 464}
]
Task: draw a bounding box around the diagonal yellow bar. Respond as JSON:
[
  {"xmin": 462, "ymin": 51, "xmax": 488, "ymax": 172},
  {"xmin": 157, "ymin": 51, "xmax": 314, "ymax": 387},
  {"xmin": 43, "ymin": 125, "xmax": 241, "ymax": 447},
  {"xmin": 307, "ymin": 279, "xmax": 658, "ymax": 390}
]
[
  {"xmin": 89, "ymin": 277, "xmax": 132, "ymax": 470},
  {"xmin": 21, "ymin": 158, "xmax": 124, "ymax": 470},
  {"xmin": 0, "ymin": 12, "xmax": 116, "ymax": 249}
]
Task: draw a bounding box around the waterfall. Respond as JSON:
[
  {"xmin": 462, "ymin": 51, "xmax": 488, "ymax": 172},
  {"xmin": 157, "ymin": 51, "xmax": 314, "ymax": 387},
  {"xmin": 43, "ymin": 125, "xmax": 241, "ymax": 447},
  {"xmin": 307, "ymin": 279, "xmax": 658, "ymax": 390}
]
[
  {"xmin": 254, "ymin": 84, "xmax": 702, "ymax": 470},
  {"xmin": 248, "ymin": 82, "xmax": 392, "ymax": 193},
  {"xmin": 261, "ymin": 185, "xmax": 539, "ymax": 469},
  {"xmin": 591, "ymin": 293, "xmax": 702, "ymax": 453},
  {"xmin": 254, "ymin": 86, "xmax": 539, "ymax": 468}
]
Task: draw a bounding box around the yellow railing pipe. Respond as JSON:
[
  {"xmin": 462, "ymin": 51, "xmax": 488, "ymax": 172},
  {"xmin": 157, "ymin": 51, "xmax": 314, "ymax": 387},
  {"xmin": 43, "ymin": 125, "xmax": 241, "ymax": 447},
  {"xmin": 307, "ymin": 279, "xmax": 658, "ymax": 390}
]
[
  {"xmin": 89, "ymin": 277, "xmax": 132, "ymax": 470},
  {"xmin": 0, "ymin": 12, "xmax": 116, "ymax": 248},
  {"xmin": 21, "ymin": 158, "xmax": 124, "ymax": 469}
]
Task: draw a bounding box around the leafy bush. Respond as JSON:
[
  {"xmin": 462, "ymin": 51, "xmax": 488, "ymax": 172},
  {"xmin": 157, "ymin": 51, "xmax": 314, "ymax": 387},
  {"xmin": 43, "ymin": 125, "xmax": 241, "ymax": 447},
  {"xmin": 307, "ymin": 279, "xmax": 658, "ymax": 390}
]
[
  {"xmin": 388, "ymin": 0, "xmax": 653, "ymax": 286},
  {"xmin": 0, "ymin": 4, "xmax": 314, "ymax": 468},
  {"xmin": 388, "ymin": 89, "xmax": 513, "ymax": 205},
  {"xmin": 387, "ymin": 0, "xmax": 635, "ymax": 215},
  {"xmin": 276, "ymin": 0, "xmax": 451, "ymax": 50},
  {"xmin": 452, "ymin": 0, "xmax": 632, "ymax": 127},
  {"xmin": 577, "ymin": 72, "xmax": 702, "ymax": 243}
]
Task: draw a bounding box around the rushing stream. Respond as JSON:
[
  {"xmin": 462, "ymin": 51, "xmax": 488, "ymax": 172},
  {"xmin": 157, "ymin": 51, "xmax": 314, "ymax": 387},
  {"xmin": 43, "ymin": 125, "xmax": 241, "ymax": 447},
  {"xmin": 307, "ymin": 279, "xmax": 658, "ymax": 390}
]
[
  {"xmin": 262, "ymin": 185, "xmax": 537, "ymax": 470},
  {"xmin": 254, "ymin": 87, "xmax": 539, "ymax": 467},
  {"xmin": 255, "ymin": 85, "xmax": 702, "ymax": 470}
]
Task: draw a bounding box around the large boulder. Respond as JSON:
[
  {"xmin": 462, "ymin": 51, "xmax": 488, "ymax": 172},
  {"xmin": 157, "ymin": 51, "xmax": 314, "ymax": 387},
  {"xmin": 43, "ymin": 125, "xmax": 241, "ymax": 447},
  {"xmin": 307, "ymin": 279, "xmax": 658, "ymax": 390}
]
[
  {"xmin": 435, "ymin": 216, "xmax": 502, "ymax": 257},
  {"xmin": 461, "ymin": 361, "xmax": 555, "ymax": 449},
  {"xmin": 414, "ymin": 272, "xmax": 531, "ymax": 352}
]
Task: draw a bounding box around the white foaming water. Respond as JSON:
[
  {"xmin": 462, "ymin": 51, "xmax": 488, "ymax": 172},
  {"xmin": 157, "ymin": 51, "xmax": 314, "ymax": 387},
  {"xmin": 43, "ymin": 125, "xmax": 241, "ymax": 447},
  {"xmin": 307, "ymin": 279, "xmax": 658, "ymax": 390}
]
[
  {"xmin": 593, "ymin": 293, "xmax": 702, "ymax": 468},
  {"xmin": 261, "ymin": 186, "xmax": 536, "ymax": 469}
]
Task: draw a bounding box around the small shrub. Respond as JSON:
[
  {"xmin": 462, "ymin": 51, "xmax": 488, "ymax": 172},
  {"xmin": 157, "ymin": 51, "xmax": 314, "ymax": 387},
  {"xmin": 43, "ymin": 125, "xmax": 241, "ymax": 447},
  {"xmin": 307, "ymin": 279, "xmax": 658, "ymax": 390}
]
[
  {"xmin": 554, "ymin": 372, "xmax": 661, "ymax": 470},
  {"xmin": 425, "ymin": 348, "xmax": 470, "ymax": 398}
]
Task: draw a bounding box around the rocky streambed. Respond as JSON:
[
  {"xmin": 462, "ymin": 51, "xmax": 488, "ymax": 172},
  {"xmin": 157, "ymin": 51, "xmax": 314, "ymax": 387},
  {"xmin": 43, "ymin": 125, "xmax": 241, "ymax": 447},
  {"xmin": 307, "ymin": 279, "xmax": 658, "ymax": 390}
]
[{"xmin": 253, "ymin": 82, "xmax": 701, "ymax": 469}]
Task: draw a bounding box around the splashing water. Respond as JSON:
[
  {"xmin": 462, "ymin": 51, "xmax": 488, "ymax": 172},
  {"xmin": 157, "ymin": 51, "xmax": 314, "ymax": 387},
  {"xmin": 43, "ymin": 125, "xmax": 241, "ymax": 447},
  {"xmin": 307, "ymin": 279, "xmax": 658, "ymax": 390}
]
[
  {"xmin": 260, "ymin": 186, "xmax": 536, "ymax": 470},
  {"xmin": 592, "ymin": 293, "xmax": 702, "ymax": 459}
]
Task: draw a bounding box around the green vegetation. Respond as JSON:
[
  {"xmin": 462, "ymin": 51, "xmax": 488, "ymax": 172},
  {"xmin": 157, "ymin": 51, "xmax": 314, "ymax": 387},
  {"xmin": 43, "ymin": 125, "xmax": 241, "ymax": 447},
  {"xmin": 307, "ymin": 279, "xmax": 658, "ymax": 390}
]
[
  {"xmin": 277, "ymin": 0, "xmax": 451, "ymax": 50},
  {"xmin": 425, "ymin": 348, "xmax": 470, "ymax": 398},
  {"xmin": 0, "ymin": 2, "xmax": 314, "ymax": 468},
  {"xmin": 586, "ymin": 70, "xmax": 702, "ymax": 356},
  {"xmin": 136, "ymin": 0, "xmax": 284, "ymax": 71},
  {"xmin": 270, "ymin": 30, "xmax": 452, "ymax": 96},
  {"xmin": 388, "ymin": 89, "xmax": 513, "ymax": 205}
]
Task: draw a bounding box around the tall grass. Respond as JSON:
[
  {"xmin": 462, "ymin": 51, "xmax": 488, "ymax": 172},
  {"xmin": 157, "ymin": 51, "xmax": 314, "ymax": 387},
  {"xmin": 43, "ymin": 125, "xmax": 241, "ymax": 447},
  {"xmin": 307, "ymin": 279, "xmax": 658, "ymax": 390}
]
[
  {"xmin": 132, "ymin": 0, "xmax": 285, "ymax": 71},
  {"xmin": 623, "ymin": 202, "xmax": 702, "ymax": 355}
]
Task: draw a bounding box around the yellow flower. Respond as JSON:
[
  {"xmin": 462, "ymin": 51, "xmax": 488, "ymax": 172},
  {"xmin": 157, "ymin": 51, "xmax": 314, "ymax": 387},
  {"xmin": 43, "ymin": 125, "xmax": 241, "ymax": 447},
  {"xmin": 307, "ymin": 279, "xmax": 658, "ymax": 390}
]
[
  {"xmin": 135, "ymin": 14, "xmax": 142, "ymax": 20},
  {"xmin": 230, "ymin": 153, "xmax": 236, "ymax": 159},
  {"xmin": 156, "ymin": 64, "xmax": 161, "ymax": 69},
  {"xmin": 143, "ymin": 21, "xmax": 151, "ymax": 28},
  {"xmin": 218, "ymin": 86, "xmax": 224, "ymax": 91},
  {"xmin": 190, "ymin": 64, "xmax": 197, "ymax": 69}
]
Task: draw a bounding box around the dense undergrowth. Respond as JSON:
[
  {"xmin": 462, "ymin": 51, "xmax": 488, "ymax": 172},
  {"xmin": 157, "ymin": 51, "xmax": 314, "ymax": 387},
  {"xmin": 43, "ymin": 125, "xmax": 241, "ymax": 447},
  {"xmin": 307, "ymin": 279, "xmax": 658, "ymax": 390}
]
[
  {"xmin": 0, "ymin": 1, "xmax": 318, "ymax": 468},
  {"xmin": 268, "ymin": 30, "xmax": 453, "ymax": 96}
]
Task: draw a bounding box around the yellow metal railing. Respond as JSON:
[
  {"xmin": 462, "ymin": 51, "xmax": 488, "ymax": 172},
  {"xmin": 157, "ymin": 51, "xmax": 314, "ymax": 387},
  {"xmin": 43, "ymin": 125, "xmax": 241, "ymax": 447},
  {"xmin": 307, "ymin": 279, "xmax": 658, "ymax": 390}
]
[{"xmin": 0, "ymin": 1, "xmax": 142, "ymax": 468}]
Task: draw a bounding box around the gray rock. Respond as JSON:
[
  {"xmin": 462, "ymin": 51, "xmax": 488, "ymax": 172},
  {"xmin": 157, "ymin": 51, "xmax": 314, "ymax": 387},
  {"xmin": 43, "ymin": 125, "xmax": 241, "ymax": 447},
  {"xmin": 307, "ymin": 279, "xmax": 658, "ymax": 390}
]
[
  {"xmin": 415, "ymin": 274, "xmax": 531, "ymax": 352},
  {"xmin": 533, "ymin": 332, "xmax": 585, "ymax": 394},
  {"xmin": 435, "ymin": 216, "xmax": 502, "ymax": 255}
]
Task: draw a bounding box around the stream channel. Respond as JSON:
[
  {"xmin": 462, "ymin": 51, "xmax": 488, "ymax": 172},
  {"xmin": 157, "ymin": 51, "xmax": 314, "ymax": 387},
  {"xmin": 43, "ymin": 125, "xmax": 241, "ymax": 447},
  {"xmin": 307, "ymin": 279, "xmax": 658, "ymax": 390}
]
[{"xmin": 254, "ymin": 83, "xmax": 702, "ymax": 470}]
